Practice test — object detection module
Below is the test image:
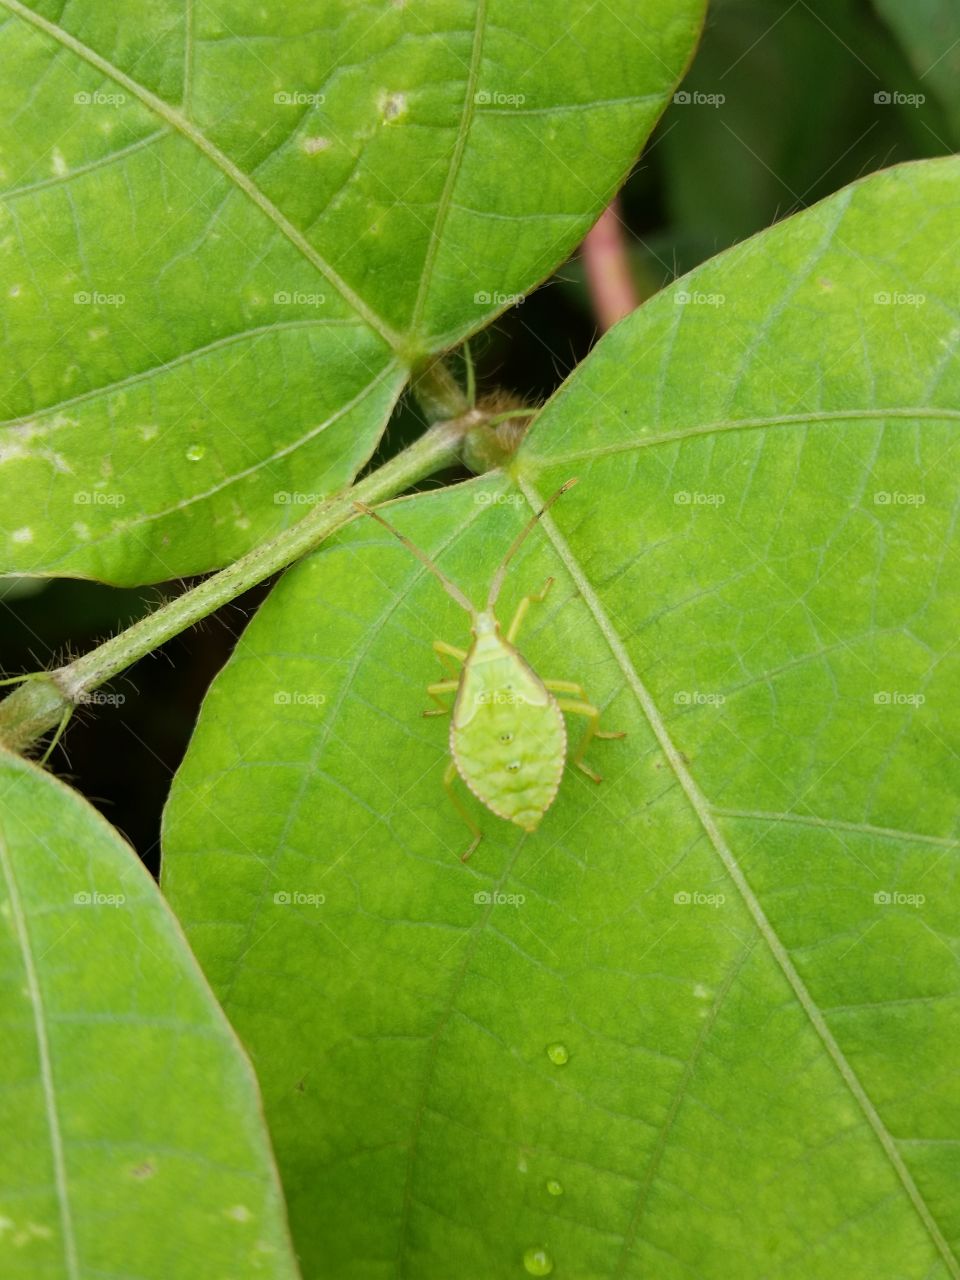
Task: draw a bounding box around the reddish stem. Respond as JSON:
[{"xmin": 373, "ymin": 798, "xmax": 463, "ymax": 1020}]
[{"xmin": 581, "ymin": 197, "xmax": 638, "ymax": 332}]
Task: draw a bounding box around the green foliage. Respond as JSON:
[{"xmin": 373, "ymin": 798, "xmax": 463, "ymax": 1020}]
[
  {"xmin": 0, "ymin": 0, "xmax": 701, "ymax": 583},
  {"xmin": 656, "ymin": 0, "xmax": 947, "ymax": 262},
  {"xmin": 163, "ymin": 160, "xmax": 960, "ymax": 1276},
  {"xmin": 4, "ymin": 2, "xmax": 960, "ymax": 1277},
  {"xmin": 0, "ymin": 750, "xmax": 299, "ymax": 1278},
  {"xmin": 874, "ymin": 0, "xmax": 960, "ymax": 144}
]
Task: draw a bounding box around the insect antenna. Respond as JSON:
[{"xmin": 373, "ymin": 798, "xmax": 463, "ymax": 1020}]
[
  {"xmin": 486, "ymin": 477, "xmax": 578, "ymax": 609},
  {"xmin": 354, "ymin": 502, "xmax": 475, "ymax": 615},
  {"xmin": 463, "ymin": 339, "xmax": 476, "ymax": 409}
]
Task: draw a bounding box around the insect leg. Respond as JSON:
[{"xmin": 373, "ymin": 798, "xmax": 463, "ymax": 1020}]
[
  {"xmin": 547, "ymin": 681, "xmax": 624, "ymax": 732},
  {"xmin": 424, "ymin": 680, "xmax": 459, "ymax": 717},
  {"xmin": 554, "ymin": 697, "xmax": 626, "ymax": 783},
  {"xmin": 443, "ymin": 760, "xmax": 483, "ymax": 861},
  {"xmin": 39, "ymin": 705, "xmax": 74, "ymax": 766},
  {"xmin": 433, "ymin": 639, "xmax": 466, "ymax": 678},
  {"xmin": 505, "ymin": 576, "xmax": 555, "ymax": 644},
  {"xmin": 546, "ymin": 681, "xmax": 626, "ymax": 737}
]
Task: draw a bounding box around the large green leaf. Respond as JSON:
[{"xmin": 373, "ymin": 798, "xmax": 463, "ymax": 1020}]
[
  {"xmin": 0, "ymin": 0, "xmax": 703, "ymax": 583},
  {"xmin": 163, "ymin": 156, "xmax": 960, "ymax": 1276},
  {"xmin": 0, "ymin": 748, "xmax": 300, "ymax": 1279}
]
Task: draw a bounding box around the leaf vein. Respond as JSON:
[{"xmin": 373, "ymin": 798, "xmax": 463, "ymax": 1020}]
[
  {"xmin": 0, "ymin": 0, "xmax": 403, "ymax": 351},
  {"xmin": 524, "ymin": 406, "xmax": 960, "ymax": 466},
  {"xmin": 0, "ymin": 821, "xmax": 79, "ymax": 1278},
  {"xmin": 408, "ymin": 0, "xmax": 487, "ymax": 334},
  {"xmin": 519, "ymin": 472, "xmax": 960, "ymax": 1279}
]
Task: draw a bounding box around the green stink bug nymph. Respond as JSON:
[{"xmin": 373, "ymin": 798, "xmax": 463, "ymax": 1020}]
[{"xmin": 355, "ymin": 480, "xmax": 625, "ymax": 861}]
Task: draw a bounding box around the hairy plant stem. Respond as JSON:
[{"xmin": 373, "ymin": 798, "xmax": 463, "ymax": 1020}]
[
  {"xmin": 0, "ymin": 413, "xmax": 484, "ymax": 755},
  {"xmin": 411, "ymin": 354, "xmax": 470, "ymax": 421}
]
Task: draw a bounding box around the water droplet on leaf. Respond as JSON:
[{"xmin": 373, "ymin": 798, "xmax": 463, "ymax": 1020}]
[
  {"xmin": 546, "ymin": 1043, "xmax": 568, "ymax": 1066},
  {"xmin": 523, "ymin": 1246, "xmax": 554, "ymax": 1275}
]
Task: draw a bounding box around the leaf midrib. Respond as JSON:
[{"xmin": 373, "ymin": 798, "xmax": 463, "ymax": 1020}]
[
  {"xmin": 517, "ymin": 472, "xmax": 960, "ymax": 1279},
  {"xmin": 0, "ymin": 0, "xmax": 405, "ymax": 355},
  {"xmin": 0, "ymin": 803, "xmax": 79, "ymax": 1279},
  {"xmin": 408, "ymin": 0, "xmax": 487, "ymax": 333},
  {"xmin": 0, "ymin": 319, "xmax": 364, "ymax": 429}
]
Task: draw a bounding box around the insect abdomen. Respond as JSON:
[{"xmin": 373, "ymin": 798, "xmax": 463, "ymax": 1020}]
[{"xmin": 452, "ymin": 641, "xmax": 566, "ymax": 832}]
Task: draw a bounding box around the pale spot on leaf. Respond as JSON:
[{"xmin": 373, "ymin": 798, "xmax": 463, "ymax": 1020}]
[
  {"xmin": 378, "ymin": 91, "xmax": 407, "ymax": 122},
  {"xmin": 12, "ymin": 1222, "xmax": 52, "ymax": 1247}
]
